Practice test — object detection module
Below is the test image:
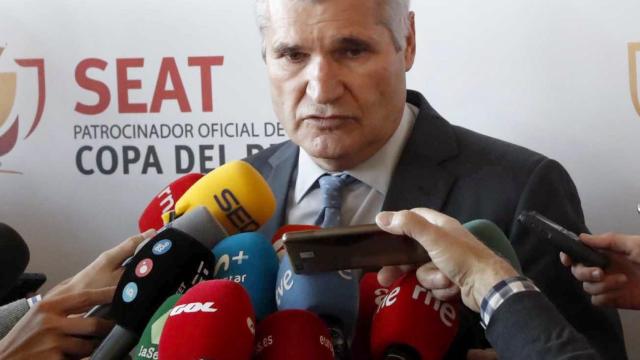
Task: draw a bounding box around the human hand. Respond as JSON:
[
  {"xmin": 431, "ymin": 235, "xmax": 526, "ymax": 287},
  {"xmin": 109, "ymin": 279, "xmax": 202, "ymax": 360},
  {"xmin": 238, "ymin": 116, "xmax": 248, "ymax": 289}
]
[
  {"xmin": 375, "ymin": 208, "xmax": 518, "ymax": 312},
  {"xmin": 0, "ymin": 287, "xmax": 115, "ymax": 360},
  {"xmin": 560, "ymin": 232, "xmax": 640, "ymax": 309},
  {"xmin": 47, "ymin": 230, "xmax": 155, "ymax": 299}
]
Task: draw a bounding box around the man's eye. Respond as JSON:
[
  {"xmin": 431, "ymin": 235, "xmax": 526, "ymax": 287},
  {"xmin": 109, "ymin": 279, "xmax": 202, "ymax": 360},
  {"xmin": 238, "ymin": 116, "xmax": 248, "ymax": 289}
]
[
  {"xmin": 341, "ymin": 48, "xmax": 367, "ymax": 59},
  {"xmin": 284, "ymin": 52, "xmax": 307, "ymax": 62}
]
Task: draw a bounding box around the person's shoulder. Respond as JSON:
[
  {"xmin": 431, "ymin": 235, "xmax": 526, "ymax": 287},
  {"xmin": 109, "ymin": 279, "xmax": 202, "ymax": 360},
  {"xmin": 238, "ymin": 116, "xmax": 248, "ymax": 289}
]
[
  {"xmin": 450, "ymin": 125, "xmax": 550, "ymax": 173},
  {"xmin": 243, "ymin": 140, "xmax": 293, "ymax": 173}
]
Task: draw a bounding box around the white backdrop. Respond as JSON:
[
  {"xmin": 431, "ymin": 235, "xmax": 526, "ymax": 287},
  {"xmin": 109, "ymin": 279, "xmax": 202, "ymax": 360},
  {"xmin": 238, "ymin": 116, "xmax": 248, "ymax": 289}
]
[{"xmin": 1, "ymin": 0, "xmax": 639, "ymax": 356}]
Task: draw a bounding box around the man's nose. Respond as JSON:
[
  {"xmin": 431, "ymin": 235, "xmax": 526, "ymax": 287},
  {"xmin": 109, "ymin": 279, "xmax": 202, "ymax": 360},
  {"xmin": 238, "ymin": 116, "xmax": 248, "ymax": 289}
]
[{"xmin": 305, "ymin": 56, "xmax": 345, "ymax": 104}]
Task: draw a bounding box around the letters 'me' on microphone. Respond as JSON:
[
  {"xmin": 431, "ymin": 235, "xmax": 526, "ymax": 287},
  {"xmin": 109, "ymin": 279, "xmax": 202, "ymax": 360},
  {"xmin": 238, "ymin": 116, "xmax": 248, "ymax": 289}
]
[
  {"xmin": 271, "ymin": 225, "xmax": 319, "ymax": 260},
  {"xmin": 91, "ymin": 228, "xmax": 215, "ymax": 360},
  {"xmin": 132, "ymin": 294, "xmax": 181, "ymax": 360},
  {"xmin": 162, "ymin": 160, "xmax": 276, "ymax": 238},
  {"xmin": 138, "ymin": 173, "xmax": 204, "ymax": 233},
  {"xmin": 212, "ymin": 232, "xmax": 279, "ymax": 320},
  {"xmin": 158, "ymin": 280, "xmax": 256, "ymax": 360},
  {"xmin": 255, "ymin": 309, "xmax": 334, "ymax": 360},
  {"xmin": 276, "ymin": 254, "xmax": 359, "ymax": 360},
  {"xmin": 352, "ymin": 272, "xmax": 388, "ymax": 360},
  {"xmin": 0, "ymin": 223, "xmax": 29, "ymax": 299},
  {"xmin": 371, "ymin": 271, "xmax": 460, "ymax": 360}
]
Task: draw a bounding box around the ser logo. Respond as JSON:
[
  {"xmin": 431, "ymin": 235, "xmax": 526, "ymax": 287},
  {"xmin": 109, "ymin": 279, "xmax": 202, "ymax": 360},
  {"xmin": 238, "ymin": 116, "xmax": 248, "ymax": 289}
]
[
  {"xmin": 0, "ymin": 45, "xmax": 46, "ymax": 174},
  {"xmin": 630, "ymin": 42, "xmax": 640, "ymax": 118}
]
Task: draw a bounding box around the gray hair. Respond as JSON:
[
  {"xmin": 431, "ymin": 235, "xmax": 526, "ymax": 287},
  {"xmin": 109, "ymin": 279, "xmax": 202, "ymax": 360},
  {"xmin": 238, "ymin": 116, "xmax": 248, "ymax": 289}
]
[{"xmin": 255, "ymin": 0, "xmax": 411, "ymax": 54}]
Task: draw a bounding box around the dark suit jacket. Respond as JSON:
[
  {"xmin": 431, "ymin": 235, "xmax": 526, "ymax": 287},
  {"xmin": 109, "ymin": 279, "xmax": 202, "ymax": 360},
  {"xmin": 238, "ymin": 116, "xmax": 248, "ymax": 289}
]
[
  {"xmin": 244, "ymin": 90, "xmax": 626, "ymax": 359},
  {"xmin": 486, "ymin": 291, "xmax": 601, "ymax": 360}
]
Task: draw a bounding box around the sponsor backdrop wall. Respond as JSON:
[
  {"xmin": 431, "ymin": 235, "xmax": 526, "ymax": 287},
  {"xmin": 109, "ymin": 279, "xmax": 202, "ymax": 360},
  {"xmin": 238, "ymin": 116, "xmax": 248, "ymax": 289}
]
[{"xmin": 1, "ymin": 0, "xmax": 639, "ymax": 356}]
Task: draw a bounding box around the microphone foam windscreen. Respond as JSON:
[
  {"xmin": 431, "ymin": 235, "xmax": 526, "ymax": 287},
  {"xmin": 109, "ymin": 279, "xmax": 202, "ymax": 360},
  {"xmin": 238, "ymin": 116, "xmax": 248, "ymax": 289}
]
[
  {"xmin": 276, "ymin": 254, "xmax": 359, "ymax": 340},
  {"xmin": 271, "ymin": 224, "xmax": 319, "ymax": 260},
  {"xmin": 352, "ymin": 272, "xmax": 388, "ymax": 360},
  {"xmin": 171, "ymin": 160, "xmax": 276, "ymax": 234},
  {"xmin": 464, "ymin": 219, "xmax": 522, "ymax": 272},
  {"xmin": 133, "ymin": 294, "xmax": 181, "ymax": 360},
  {"xmin": 138, "ymin": 173, "xmax": 204, "ymax": 233},
  {"xmin": 371, "ymin": 271, "xmax": 460, "ymax": 360},
  {"xmin": 255, "ymin": 309, "xmax": 335, "ymax": 360},
  {"xmin": 0, "ymin": 223, "xmax": 29, "ymax": 298},
  {"xmin": 111, "ymin": 227, "xmax": 215, "ymax": 335},
  {"xmin": 158, "ymin": 280, "xmax": 256, "ymax": 360},
  {"xmin": 212, "ymin": 232, "xmax": 279, "ymax": 320}
]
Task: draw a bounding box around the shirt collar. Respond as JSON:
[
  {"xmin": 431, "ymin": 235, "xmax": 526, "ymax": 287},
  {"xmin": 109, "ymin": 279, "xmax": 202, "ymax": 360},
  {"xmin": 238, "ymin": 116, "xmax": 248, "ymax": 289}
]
[{"xmin": 294, "ymin": 102, "xmax": 418, "ymax": 203}]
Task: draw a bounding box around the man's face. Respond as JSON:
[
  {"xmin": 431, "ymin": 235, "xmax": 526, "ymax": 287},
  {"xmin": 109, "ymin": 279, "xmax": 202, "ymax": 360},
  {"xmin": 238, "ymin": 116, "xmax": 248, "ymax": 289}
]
[{"xmin": 264, "ymin": 0, "xmax": 416, "ymax": 170}]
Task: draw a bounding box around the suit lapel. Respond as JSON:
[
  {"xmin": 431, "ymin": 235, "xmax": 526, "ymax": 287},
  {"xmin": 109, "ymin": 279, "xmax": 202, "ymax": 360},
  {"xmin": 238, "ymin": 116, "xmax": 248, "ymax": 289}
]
[
  {"xmin": 259, "ymin": 142, "xmax": 299, "ymax": 239},
  {"xmin": 383, "ymin": 90, "xmax": 459, "ymax": 212}
]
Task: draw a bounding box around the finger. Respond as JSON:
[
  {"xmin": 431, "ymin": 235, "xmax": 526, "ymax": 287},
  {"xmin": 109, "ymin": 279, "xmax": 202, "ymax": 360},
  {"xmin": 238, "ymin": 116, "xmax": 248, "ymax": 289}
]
[
  {"xmin": 59, "ymin": 316, "xmax": 114, "ymax": 337},
  {"xmin": 48, "ymin": 287, "xmax": 116, "ymax": 314},
  {"xmin": 376, "ymin": 210, "xmax": 449, "ymax": 253},
  {"xmin": 579, "ymin": 233, "xmax": 637, "ymax": 255},
  {"xmin": 570, "ymin": 264, "xmax": 604, "ymax": 282},
  {"xmin": 559, "ymin": 252, "xmax": 573, "ymax": 267},
  {"xmin": 582, "ymin": 274, "xmax": 628, "ymax": 295},
  {"xmin": 431, "ymin": 285, "xmax": 461, "ymax": 301},
  {"xmin": 416, "ymin": 263, "xmax": 453, "ymax": 289},
  {"xmin": 377, "ymin": 265, "xmax": 414, "ymax": 287},
  {"xmin": 102, "ymin": 230, "xmax": 156, "ymax": 267},
  {"xmin": 591, "ymin": 288, "xmax": 629, "ymax": 307}
]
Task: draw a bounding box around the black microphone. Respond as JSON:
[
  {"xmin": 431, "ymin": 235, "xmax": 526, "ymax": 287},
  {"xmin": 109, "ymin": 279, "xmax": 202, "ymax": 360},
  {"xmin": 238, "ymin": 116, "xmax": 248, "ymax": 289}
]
[
  {"xmin": 0, "ymin": 223, "xmax": 30, "ymax": 300},
  {"xmin": 90, "ymin": 222, "xmax": 215, "ymax": 360}
]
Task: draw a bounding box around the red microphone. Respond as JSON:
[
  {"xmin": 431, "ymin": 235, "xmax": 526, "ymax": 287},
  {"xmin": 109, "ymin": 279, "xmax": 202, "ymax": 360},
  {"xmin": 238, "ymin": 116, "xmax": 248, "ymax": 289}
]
[
  {"xmin": 255, "ymin": 309, "xmax": 335, "ymax": 360},
  {"xmin": 352, "ymin": 272, "xmax": 388, "ymax": 360},
  {"xmin": 271, "ymin": 224, "xmax": 319, "ymax": 260},
  {"xmin": 158, "ymin": 280, "xmax": 256, "ymax": 360},
  {"xmin": 371, "ymin": 271, "xmax": 460, "ymax": 360},
  {"xmin": 138, "ymin": 173, "xmax": 204, "ymax": 232}
]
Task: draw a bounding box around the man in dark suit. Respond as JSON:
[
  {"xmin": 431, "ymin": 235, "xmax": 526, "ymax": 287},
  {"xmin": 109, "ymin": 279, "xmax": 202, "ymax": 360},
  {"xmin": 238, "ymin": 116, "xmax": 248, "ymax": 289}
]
[{"xmin": 248, "ymin": 0, "xmax": 626, "ymax": 357}]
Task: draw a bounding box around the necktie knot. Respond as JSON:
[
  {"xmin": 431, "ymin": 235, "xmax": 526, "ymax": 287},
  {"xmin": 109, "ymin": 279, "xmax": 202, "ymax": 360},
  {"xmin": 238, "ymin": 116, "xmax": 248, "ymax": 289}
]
[{"xmin": 314, "ymin": 173, "xmax": 357, "ymax": 228}]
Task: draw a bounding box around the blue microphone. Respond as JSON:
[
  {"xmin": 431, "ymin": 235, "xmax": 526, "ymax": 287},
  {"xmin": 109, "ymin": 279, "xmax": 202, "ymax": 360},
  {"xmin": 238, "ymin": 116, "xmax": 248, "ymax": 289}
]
[
  {"xmin": 276, "ymin": 254, "xmax": 359, "ymax": 360},
  {"xmin": 212, "ymin": 232, "xmax": 279, "ymax": 320}
]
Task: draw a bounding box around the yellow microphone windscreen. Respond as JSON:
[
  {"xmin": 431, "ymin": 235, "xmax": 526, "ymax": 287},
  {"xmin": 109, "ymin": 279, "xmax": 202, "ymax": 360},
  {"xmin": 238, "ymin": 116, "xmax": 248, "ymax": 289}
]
[{"xmin": 169, "ymin": 160, "xmax": 276, "ymax": 234}]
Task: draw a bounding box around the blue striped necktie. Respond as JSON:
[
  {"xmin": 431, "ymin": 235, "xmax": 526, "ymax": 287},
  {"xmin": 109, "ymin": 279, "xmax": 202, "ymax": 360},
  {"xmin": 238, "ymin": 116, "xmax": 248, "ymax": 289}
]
[{"xmin": 314, "ymin": 173, "xmax": 357, "ymax": 228}]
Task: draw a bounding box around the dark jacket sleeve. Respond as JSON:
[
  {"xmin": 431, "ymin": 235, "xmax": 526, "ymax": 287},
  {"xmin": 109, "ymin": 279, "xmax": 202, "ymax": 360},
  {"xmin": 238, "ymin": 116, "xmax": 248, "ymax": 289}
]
[
  {"xmin": 486, "ymin": 291, "xmax": 601, "ymax": 360},
  {"xmin": 509, "ymin": 159, "xmax": 626, "ymax": 359}
]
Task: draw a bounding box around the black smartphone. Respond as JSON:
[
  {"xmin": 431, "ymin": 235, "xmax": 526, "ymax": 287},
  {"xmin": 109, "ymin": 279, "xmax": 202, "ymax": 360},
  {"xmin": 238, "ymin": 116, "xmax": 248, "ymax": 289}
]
[
  {"xmin": 517, "ymin": 211, "xmax": 610, "ymax": 268},
  {"xmin": 0, "ymin": 273, "xmax": 47, "ymax": 304},
  {"xmin": 282, "ymin": 224, "xmax": 430, "ymax": 274}
]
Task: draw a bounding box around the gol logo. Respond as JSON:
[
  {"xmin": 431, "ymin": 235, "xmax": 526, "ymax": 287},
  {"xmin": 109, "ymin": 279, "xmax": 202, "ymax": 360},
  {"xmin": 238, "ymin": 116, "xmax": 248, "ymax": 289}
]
[
  {"xmin": 630, "ymin": 42, "xmax": 640, "ymax": 118},
  {"xmin": 0, "ymin": 45, "xmax": 46, "ymax": 174},
  {"xmin": 169, "ymin": 302, "xmax": 218, "ymax": 316}
]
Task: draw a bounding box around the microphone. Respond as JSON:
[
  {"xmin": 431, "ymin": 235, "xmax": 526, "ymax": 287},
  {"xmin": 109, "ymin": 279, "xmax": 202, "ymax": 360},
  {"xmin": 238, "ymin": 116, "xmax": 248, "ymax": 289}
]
[
  {"xmin": 0, "ymin": 223, "xmax": 29, "ymax": 300},
  {"xmin": 271, "ymin": 224, "xmax": 319, "ymax": 260},
  {"xmin": 164, "ymin": 160, "xmax": 276, "ymax": 237},
  {"xmin": 158, "ymin": 280, "xmax": 256, "ymax": 360},
  {"xmin": 212, "ymin": 232, "xmax": 279, "ymax": 320},
  {"xmin": 132, "ymin": 294, "xmax": 181, "ymax": 360},
  {"xmin": 464, "ymin": 219, "xmax": 522, "ymax": 272},
  {"xmin": 91, "ymin": 227, "xmax": 215, "ymax": 360},
  {"xmin": 352, "ymin": 272, "xmax": 388, "ymax": 360},
  {"xmin": 371, "ymin": 271, "xmax": 460, "ymax": 360},
  {"xmin": 255, "ymin": 309, "xmax": 335, "ymax": 360},
  {"xmin": 138, "ymin": 173, "xmax": 204, "ymax": 232},
  {"xmin": 276, "ymin": 254, "xmax": 359, "ymax": 360}
]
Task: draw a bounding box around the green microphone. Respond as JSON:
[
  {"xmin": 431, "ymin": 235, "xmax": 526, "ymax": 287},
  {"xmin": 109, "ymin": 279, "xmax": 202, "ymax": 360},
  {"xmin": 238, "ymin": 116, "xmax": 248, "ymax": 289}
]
[
  {"xmin": 464, "ymin": 219, "xmax": 523, "ymax": 273},
  {"xmin": 132, "ymin": 294, "xmax": 182, "ymax": 360}
]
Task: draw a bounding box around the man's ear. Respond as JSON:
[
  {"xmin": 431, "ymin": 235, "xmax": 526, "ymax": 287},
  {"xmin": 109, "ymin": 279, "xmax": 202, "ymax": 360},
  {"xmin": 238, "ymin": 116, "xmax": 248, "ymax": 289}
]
[{"xmin": 404, "ymin": 11, "xmax": 416, "ymax": 71}]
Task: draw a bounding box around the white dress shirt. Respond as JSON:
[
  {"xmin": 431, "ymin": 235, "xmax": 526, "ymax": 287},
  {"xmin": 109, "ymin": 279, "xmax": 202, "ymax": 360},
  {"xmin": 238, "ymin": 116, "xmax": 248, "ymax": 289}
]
[{"xmin": 286, "ymin": 103, "xmax": 418, "ymax": 226}]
